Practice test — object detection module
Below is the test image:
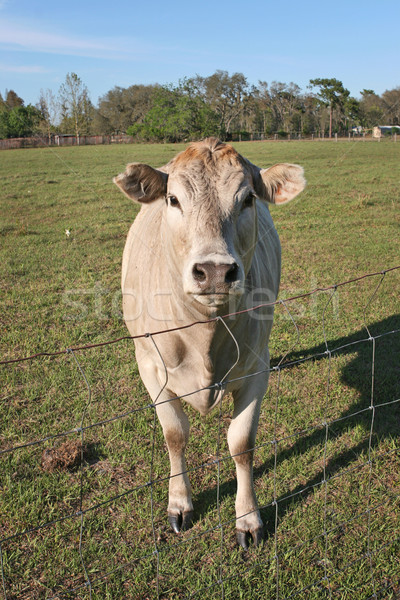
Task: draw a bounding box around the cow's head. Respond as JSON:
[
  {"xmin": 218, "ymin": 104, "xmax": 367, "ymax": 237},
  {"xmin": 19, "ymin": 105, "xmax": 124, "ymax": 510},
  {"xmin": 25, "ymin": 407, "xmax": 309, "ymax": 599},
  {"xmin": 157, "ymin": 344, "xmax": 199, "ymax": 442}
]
[{"xmin": 114, "ymin": 138, "xmax": 305, "ymax": 308}]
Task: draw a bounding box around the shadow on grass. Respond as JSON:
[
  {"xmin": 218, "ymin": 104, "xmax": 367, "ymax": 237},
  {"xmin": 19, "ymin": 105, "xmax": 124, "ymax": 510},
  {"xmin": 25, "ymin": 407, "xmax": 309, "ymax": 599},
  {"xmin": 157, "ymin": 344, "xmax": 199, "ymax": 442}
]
[{"xmin": 193, "ymin": 314, "xmax": 400, "ymax": 537}]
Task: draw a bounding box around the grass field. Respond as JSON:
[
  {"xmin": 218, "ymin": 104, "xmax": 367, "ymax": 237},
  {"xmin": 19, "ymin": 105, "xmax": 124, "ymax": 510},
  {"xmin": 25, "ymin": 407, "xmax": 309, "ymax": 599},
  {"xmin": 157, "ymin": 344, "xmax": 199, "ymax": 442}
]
[{"xmin": 1, "ymin": 139, "xmax": 399, "ymax": 599}]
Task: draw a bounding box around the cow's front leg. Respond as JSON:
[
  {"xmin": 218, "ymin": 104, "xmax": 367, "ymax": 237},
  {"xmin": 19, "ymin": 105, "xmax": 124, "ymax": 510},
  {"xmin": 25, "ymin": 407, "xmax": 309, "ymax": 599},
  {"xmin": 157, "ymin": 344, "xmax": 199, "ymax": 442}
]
[
  {"xmin": 228, "ymin": 374, "xmax": 268, "ymax": 549},
  {"xmin": 156, "ymin": 396, "xmax": 193, "ymax": 533}
]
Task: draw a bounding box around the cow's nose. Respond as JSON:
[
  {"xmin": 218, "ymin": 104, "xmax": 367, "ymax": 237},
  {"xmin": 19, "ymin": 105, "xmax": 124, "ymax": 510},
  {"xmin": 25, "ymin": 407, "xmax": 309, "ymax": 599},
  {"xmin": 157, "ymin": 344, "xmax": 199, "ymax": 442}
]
[{"xmin": 192, "ymin": 262, "xmax": 239, "ymax": 289}]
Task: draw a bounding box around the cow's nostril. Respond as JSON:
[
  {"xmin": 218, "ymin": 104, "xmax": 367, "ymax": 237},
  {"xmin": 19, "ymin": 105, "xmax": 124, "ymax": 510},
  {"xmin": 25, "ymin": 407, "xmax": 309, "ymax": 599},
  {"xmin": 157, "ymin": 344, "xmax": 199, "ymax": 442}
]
[
  {"xmin": 193, "ymin": 264, "xmax": 207, "ymax": 283},
  {"xmin": 193, "ymin": 262, "xmax": 239, "ymax": 289},
  {"xmin": 225, "ymin": 263, "xmax": 239, "ymax": 283}
]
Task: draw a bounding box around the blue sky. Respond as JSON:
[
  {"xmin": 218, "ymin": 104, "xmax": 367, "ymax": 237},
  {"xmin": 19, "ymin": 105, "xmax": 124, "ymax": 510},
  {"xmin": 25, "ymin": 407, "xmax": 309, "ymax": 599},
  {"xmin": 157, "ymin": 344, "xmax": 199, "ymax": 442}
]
[{"xmin": 1, "ymin": 0, "xmax": 399, "ymax": 106}]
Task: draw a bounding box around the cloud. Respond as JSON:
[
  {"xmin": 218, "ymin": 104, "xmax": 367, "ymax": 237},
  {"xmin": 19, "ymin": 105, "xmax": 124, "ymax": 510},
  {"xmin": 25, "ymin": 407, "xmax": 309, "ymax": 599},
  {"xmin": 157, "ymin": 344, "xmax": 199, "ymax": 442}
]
[
  {"xmin": 0, "ymin": 16, "xmax": 251, "ymax": 70},
  {"xmin": 0, "ymin": 63, "xmax": 49, "ymax": 74},
  {"xmin": 0, "ymin": 19, "xmax": 148, "ymax": 60},
  {"xmin": 0, "ymin": 21, "xmax": 114, "ymax": 56}
]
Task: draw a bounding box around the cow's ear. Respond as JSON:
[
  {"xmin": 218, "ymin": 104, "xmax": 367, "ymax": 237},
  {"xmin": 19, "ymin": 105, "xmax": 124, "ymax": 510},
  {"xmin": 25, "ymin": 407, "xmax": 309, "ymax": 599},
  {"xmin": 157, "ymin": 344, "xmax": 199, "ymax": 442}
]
[
  {"xmin": 257, "ymin": 163, "xmax": 305, "ymax": 205},
  {"xmin": 113, "ymin": 163, "xmax": 168, "ymax": 203}
]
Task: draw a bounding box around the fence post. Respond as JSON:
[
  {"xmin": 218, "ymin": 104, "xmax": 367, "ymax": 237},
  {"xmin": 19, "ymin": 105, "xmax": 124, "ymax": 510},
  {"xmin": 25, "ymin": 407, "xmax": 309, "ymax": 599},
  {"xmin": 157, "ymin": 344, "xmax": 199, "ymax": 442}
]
[
  {"xmin": 335, "ymin": 133, "xmax": 338, "ymax": 142},
  {"xmin": 348, "ymin": 132, "xmax": 351, "ymax": 142},
  {"xmin": 395, "ymin": 133, "xmax": 397, "ymax": 143}
]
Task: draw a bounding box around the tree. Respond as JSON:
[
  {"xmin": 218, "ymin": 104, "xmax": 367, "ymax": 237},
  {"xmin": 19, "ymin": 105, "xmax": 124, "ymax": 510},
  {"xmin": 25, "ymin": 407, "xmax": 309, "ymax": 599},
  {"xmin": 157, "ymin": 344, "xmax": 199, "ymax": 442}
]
[
  {"xmin": 255, "ymin": 82, "xmax": 275, "ymax": 134},
  {"xmin": 343, "ymin": 96, "xmax": 360, "ymax": 131},
  {"xmin": 381, "ymin": 87, "xmax": 400, "ymax": 125},
  {"xmin": 358, "ymin": 89, "xmax": 384, "ymax": 128},
  {"xmin": 298, "ymin": 91, "xmax": 320, "ymax": 135},
  {"xmin": 5, "ymin": 89, "xmax": 24, "ymax": 109},
  {"xmin": 191, "ymin": 70, "xmax": 250, "ymax": 138},
  {"xmin": 238, "ymin": 84, "xmax": 260, "ymax": 136},
  {"xmin": 37, "ymin": 88, "xmax": 58, "ymax": 141},
  {"xmin": 95, "ymin": 84, "xmax": 158, "ymax": 134},
  {"xmin": 309, "ymin": 78, "xmax": 350, "ymax": 137},
  {"xmin": 0, "ymin": 104, "xmax": 42, "ymax": 138},
  {"xmin": 268, "ymin": 81, "xmax": 302, "ymax": 133},
  {"xmin": 129, "ymin": 82, "xmax": 219, "ymax": 142},
  {"xmin": 58, "ymin": 73, "xmax": 94, "ymax": 138},
  {"xmin": 0, "ymin": 108, "xmax": 8, "ymax": 139}
]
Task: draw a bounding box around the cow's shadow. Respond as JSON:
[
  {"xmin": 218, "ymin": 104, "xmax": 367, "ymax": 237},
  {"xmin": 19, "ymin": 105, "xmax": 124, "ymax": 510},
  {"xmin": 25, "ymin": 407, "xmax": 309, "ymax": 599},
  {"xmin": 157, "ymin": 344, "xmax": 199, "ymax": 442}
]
[{"xmin": 192, "ymin": 314, "xmax": 400, "ymax": 537}]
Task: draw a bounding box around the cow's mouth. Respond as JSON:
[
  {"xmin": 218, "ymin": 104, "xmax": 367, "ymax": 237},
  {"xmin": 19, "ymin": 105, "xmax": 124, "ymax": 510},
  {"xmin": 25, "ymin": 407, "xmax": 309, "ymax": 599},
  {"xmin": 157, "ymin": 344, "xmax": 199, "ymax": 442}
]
[
  {"xmin": 192, "ymin": 288, "xmax": 243, "ymax": 308},
  {"xmin": 192, "ymin": 294, "xmax": 230, "ymax": 307}
]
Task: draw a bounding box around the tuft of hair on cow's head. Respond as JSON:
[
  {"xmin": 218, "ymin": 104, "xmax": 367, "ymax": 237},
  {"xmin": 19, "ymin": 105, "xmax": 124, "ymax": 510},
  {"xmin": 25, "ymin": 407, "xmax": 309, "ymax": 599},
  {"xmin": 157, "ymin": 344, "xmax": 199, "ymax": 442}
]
[
  {"xmin": 254, "ymin": 163, "xmax": 306, "ymax": 205},
  {"xmin": 113, "ymin": 163, "xmax": 168, "ymax": 203}
]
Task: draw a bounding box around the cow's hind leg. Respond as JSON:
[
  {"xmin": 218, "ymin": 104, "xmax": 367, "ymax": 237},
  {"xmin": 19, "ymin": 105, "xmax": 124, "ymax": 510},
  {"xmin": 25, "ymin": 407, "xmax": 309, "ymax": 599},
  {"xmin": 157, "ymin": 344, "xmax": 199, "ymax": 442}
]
[
  {"xmin": 156, "ymin": 396, "xmax": 193, "ymax": 533},
  {"xmin": 228, "ymin": 374, "xmax": 268, "ymax": 549}
]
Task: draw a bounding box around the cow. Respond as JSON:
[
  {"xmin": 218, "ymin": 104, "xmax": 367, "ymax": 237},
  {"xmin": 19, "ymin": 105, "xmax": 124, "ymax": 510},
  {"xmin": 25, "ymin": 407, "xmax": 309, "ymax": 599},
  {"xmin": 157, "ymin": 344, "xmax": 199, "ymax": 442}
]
[{"xmin": 114, "ymin": 138, "xmax": 305, "ymax": 548}]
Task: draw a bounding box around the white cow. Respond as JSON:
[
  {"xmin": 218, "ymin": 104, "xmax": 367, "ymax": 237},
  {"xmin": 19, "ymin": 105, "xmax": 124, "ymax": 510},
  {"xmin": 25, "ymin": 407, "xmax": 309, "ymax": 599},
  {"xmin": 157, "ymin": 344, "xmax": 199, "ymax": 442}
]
[{"xmin": 114, "ymin": 138, "xmax": 305, "ymax": 548}]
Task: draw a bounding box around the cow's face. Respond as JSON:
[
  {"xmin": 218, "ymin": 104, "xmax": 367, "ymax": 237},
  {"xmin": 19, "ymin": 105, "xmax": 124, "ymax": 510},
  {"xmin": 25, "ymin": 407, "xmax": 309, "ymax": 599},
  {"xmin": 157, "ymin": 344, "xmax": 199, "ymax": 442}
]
[
  {"xmin": 163, "ymin": 150, "xmax": 258, "ymax": 307},
  {"xmin": 114, "ymin": 139, "xmax": 305, "ymax": 309}
]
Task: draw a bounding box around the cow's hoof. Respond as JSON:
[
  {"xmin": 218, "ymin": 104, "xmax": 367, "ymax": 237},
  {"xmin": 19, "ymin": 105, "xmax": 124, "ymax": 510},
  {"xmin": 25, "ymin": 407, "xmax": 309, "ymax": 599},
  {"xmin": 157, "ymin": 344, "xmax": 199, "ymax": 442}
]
[
  {"xmin": 236, "ymin": 526, "xmax": 264, "ymax": 550},
  {"xmin": 168, "ymin": 514, "xmax": 180, "ymax": 533},
  {"xmin": 168, "ymin": 510, "xmax": 194, "ymax": 534},
  {"xmin": 182, "ymin": 510, "xmax": 194, "ymax": 531}
]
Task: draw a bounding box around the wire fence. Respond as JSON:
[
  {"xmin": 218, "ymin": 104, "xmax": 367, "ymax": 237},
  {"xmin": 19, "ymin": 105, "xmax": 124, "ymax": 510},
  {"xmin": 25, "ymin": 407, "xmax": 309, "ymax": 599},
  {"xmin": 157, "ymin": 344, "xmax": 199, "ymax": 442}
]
[{"xmin": 1, "ymin": 267, "xmax": 400, "ymax": 599}]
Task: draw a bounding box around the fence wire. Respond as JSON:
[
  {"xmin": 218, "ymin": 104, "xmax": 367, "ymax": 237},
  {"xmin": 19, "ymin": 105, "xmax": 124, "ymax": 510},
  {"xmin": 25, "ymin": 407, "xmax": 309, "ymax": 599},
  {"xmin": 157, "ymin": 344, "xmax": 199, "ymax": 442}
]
[{"xmin": 1, "ymin": 266, "xmax": 400, "ymax": 599}]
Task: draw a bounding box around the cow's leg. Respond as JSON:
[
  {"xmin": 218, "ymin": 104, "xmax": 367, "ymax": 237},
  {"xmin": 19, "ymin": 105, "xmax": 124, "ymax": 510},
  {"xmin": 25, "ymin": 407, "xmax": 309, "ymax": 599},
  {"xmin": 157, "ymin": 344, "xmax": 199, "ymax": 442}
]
[
  {"xmin": 137, "ymin": 358, "xmax": 193, "ymax": 533},
  {"xmin": 228, "ymin": 373, "xmax": 268, "ymax": 549},
  {"xmin": 155, "ymin": 395, "xmax": 193, "ymax": 533}
]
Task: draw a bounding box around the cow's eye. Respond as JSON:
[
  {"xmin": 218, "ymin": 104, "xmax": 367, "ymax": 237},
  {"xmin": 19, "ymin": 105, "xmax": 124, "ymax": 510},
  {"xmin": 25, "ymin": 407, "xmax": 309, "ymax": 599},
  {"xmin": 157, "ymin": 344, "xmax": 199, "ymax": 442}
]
[
  {"xmin": 167, "ymin": 195, "xmax": 180, "ymax": 208},
  {"xmin": 242, "ymin": 193, "xmax": 255, "ymax": 209}
]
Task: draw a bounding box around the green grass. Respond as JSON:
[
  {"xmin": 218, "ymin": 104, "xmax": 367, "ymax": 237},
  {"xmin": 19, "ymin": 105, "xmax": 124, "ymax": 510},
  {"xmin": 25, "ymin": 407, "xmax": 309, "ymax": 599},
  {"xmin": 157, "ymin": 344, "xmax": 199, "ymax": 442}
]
[{"xmin": 0, "ymin": 140, "xmax": 399, "ymax": 599}]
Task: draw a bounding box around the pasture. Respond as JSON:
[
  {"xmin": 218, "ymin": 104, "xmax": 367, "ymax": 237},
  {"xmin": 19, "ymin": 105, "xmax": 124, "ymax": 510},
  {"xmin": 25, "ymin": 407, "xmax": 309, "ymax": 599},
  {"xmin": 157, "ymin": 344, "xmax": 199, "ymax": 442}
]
[{"xmin": 1, "ymin": 140, "xmax": 399, "ymax": 599}]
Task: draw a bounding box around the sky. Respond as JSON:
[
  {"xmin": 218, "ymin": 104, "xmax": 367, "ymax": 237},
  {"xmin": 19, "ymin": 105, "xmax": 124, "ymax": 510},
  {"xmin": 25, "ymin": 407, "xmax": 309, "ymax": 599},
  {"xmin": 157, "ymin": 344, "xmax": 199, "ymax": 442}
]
[{"xmin": 0, "ymin": 0, "xmax": 399, "ymax": 106}]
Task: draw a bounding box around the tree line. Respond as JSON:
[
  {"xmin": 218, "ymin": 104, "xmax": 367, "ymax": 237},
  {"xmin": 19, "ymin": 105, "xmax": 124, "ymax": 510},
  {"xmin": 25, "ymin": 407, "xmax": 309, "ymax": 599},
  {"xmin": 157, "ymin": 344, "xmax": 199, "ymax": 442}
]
[{"xmin": 1, "ymin": 71, "xmax": 399, "ymax": 142}]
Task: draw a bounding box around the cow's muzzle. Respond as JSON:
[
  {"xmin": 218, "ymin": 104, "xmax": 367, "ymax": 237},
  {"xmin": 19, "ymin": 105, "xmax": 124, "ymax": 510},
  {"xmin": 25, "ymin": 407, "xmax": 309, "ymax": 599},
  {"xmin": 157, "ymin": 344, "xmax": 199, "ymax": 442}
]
[{"xmin": 192, "ymin": 262, "xmax": 239, "ymax": 292}]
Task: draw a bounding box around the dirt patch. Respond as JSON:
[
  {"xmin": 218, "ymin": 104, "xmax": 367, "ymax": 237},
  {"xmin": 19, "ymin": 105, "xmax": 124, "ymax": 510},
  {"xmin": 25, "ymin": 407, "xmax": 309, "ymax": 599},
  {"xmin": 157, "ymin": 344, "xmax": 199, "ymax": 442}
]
[{"xmin": 41, "ymin": 439, "xmax": 84, "ymax": 472}]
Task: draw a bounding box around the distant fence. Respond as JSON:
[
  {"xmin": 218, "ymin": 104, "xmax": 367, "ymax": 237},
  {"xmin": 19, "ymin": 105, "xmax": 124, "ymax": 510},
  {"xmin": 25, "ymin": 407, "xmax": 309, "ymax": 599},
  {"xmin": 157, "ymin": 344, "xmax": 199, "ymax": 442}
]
[
  {"xmin": 231, "ymin": 131, "xmax": 398, "ymax": 142},
  {"xmin": 0, "ymin": 134, "xmax": 134, "ymax": 150},
  {"xmin": 1, "ymin": 132, "xmax": 398, "ymax": 150}
]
